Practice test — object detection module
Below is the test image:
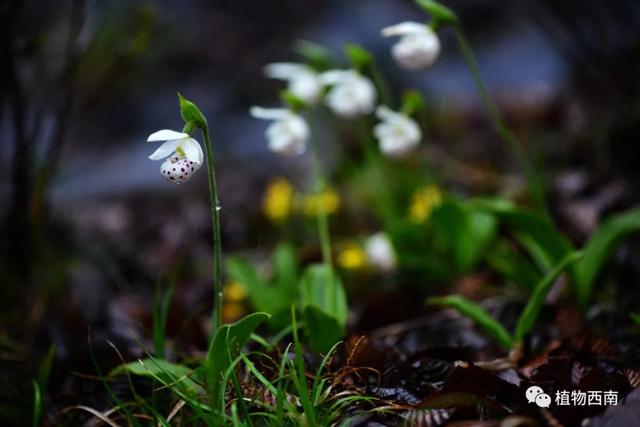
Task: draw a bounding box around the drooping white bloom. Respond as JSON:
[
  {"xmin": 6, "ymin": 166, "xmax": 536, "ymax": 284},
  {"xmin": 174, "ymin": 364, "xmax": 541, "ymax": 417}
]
[
  {"xmin": 250, "ymin": 107, "xmax": 309, "ymax": 156},
  {"xmin": 365, "ymin": 232, "xmax": 397, "ymax": 272},
  {"xmin": 373, "ymin": 106, "xmax": 422, "ymax": 157},
  {"xmin": 319, "ymin": 70, "xmax": 377, "ymax": 118},
  {"xmin": 264, "ymin": 63, "xmax": 322, "ymax": 105},
  {"xmin": 381, "ymin": 22, "xmax": 440, "ymax": 70},
  {"xmin": 147, "ymin": 129, "xmax": 204, "ymax": 184}
]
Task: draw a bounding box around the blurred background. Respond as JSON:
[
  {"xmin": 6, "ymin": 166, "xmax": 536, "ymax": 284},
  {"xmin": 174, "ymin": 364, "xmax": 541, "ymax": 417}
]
[{"xmin": 2, "ymin": 0, "xmax": 640, "ymax": 422}]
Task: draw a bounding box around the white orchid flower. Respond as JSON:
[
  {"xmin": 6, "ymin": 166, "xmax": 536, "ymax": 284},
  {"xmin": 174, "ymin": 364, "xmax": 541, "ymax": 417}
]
[
  {"xmin": 365, "ymin": 232, "xmax": 397, "ymax": 272},
  {"xmin": 147, "ymin": 129, "xmax": 204, "ymax": 184},
  {"xmin": 373, "ymin": 106, "xmax": 422, "ymax": 158},
  {"xmin": 264, "ymin": 63, "xmax": 322, "ymax": 105},
  {"xmin": 250, "ymin": 107, "xmax": 310, "ymax": 156},
  {"xmin": 319, "ymin": 69, "xmax": 377, "ymax": 118},
  {"xmin": 382, "ymin": 21, "xmax": 440, "ymax": 70}
]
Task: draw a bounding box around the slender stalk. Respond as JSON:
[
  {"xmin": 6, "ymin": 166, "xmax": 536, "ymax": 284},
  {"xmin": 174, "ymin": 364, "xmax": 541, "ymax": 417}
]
[
  {"xmin": 201, "ymin": 125, "xmax": 223, "ymax": 335},
  {"xmin": 308, "ymin": 121, "xmax": 334, "ymax": 312},
  {"xmin": 357, "ymin": 119, "xmax": 397, "ymax": 230},
  {"xmin": 369, "ymin": 63, "xmax": 393, "ymax": 108},
  {"xmin": 453, "ymin": 26, "xmax": 545, "ymax": 211}
]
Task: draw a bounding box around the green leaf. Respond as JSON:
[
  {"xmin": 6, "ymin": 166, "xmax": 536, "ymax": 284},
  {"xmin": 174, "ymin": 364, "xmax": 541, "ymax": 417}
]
[
  {"xmin": 574, "ymin": 209, "xmax": 640, "ymax": 310},
  {"xmin": 152, "ymin": 276, "xmax": 174, "ymax": 359},
  {"xmin": 483, "ymin": 205, "xmax": 574, "ymax": 274},
  {"xmin": 513, "ymin": 251, "xmax": 583, "ymax": 342},
  {"xmin": 36, "ymin": 344, "xmax": 56, "ymax": 391},
  {"xmin": 205, "ymin": 312, "xmax": 270, "ymax": 404},
  {"xmin": 303, "ymin": 305, "xmax": 344, "ymax": 353},
  {"xmin": 178, "ymin": 93, "xmax": 207, "ymax": 129},
  {"xmin": 294, "ymin": 39, "xmax": 333, "ymax": 71},
  {"xmin": 401, "ymin": 90, "xmax": 426, "ymax": 117},
  {"xmin": 299, "ymin": 264, "xmax": 347, "ymax": 326},
  {"xmin": 299, "ymin": 264, "xmax": 348, "ymax": 352},
  {"xmin": 273, "ymin": 243, "xmax": 298, "ymax": 302},
  {"xmin": 31, "ymin": 381, "xmax": 41, "ymax": 427},
  {"xmin": 466, "ymin": 209, "xmax": 498, "ymax": 267},
  {"xmin": 415, "ymin": 0, "xmax": 458, "ymax": 26},
  {"xmin": 486, "ymin": 241, "xmax": 540, "ymax": 290},
  {"xmin": 631, "ymin": 313, "xmax": 640, "ymax": 327},
  {"xmin": 227, "ymin": 248, "xmax": 299, "ymax": 331},
  {"xmin": 344, "ymin": 43, "xmax": 374, "ymax": 72},
  {"xmin": 112, "ymin": 358, "xmax": 202, "ymax": 395},
  {"xmin": 432, "ymin": 200, "xmax": 497, "ymax": 272},
  {"xmin": 226, "ymin": 257, "xmax": 279, "ymax": 313},
  {"xmin": 427, "ymin": 295, "xmax": 513, "ymax": 350}
]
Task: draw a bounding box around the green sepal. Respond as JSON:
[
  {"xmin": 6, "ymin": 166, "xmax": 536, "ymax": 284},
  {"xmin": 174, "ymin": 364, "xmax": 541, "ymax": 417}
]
[
  {"xmin": 344, "ymin": 43, "xmax": 374, "ymax": 72},
  {"xmin": 280, "ymin": 90, "xmax": 307, "ymax": 113},
  {"xmin": 294, "ymin": 39, "xmax": 333, "ymax": 71},
  {"xmin": 178, "ymin": 93, "xmax": 207, "ymax": 129},
  {"xmin": 415, "ymin": 0, "xmax": 458, "ymax": 27},
  {"xmin": 401, "ymin": 90, "xmax": 426, "ymax": 117}
]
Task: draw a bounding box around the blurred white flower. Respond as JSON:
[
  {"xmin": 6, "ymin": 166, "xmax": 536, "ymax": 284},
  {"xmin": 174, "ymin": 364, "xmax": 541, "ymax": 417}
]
[
  {"xmin": 373, "ymin": 106, "xmax": 422, "ymax": 157},
  {"xmin": 250, "ymin": 107, "xmax": 310, "ymax": 156},
  {"xmin": 147, "ymin": 129, "xmax": 203, "ymax": 184},
  {"xmin": 381, "ymin": 22, "xmax": 440, "ymax": 70},
  {"xmin": 264, "ymin": 63, "xmax": 323, "ymax": 105},
  {"xmin": 365, "ymin": 232, "xmax": 397, "ymax": 271},
  {"xmin": 319, "ymin": 70, "xmax": 376, "ymax": 118}
]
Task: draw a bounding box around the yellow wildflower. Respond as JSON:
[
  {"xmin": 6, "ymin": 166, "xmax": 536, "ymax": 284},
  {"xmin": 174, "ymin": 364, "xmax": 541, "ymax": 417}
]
[
  {"xmin": 409, "ymin": 184, "xmax": 443, "ymax": 223},
  {"xmin": 337, "ymin": 242, "xmax": 367, "ymax": 270},
  {"xmin": 222, "ymin": 282, "xmax": 248, "ymax": 322},
  {"xmin": 301, "ymin": 187, "xmax": 340, "ymax": 217},
  {"xmin": 223, "ymin": 282, "xmax": 248, "ymax": 302},
  {"xmin": 263, "ymin": 177, "xmax": 294, "ymax": 223},
  {"xmin": 222, "ymin": 303, "xmax": 246, "ymax": 322}
]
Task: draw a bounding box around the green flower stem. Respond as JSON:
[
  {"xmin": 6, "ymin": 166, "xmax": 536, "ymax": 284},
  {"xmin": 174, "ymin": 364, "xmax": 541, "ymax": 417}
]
[
  {"xmin": 453, "ymin": 26, "xmax": 545, "ymax": 211},
  {"xmin": 369, "ymin": 63, "xmax": 393, "ymax": 108},
  {"xmin": 200, "ymin": 124, "xmax": 223, "ymax": 335},
  {"xmin": 308, "ymin": 122, "xmax": 335, "ymax": 312},
  {"xmin": 357, "ymin": 119, "xmax": 398, "ymax": 230}
]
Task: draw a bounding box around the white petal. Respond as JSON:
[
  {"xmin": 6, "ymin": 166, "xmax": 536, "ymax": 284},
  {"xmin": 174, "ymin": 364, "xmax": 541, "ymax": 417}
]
[
  {"xmin": 250, "ymin": 106, "xmax": 291, "ymax": 121},
  {"xmin": 147, "ymin": 129, "xmax": 189, "ymax": 142},
  {"xmin": 376, "ymin": 105, "xmax": 399, "ymax": 121},
  {"xmin": 381, "ymin": 21, "xmax": 429, "ymax": 37},
  {"xmin": 181, "ymin": 138, "xmax": 204, "ymax": 164},
  {"xmin": 148, "ymin": 139, "xmax": 180, "ymax": 160},
  {"xmin": 264, "ymin": 63, "xmax": 309, "ymax": 80},
  {"xmin": 319, "ymin": 70, "xmax": 352, "ymax": 86}
]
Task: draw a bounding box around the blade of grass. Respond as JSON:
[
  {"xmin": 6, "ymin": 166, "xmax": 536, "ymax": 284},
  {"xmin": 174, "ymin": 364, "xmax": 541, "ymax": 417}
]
[
  {"xmin": 513, "ymin": 251, "xmax": 583, "ymax": 342},
  {"xmin": 62, "ymin": 406, "xmax": 123, "ymax": 427},
  {"xmin": 269, "ymin": 322, "xmax": 304, "ymax": 347},
  {"xmin": 427, "ymin": 295, "xmax": 513, "ymax": 350},
  {"xmin": 573, "ymin": 209, "xmax": 640, "ymax": 310},
  {"xmin": 275, "ymin": 342, "xmax": 294, "ymax": 424},
  {"xmin": 205, "ymin": 312, "xmax": 270, "ymax": 405},
  {"xmin": 291, "ymin": 306, "xmax": 316, "ymax": 425},
  {"xmin": 36, "ymin": 344, "xmax": 55, "ymax": 391},
  {"xmin": 153, "ymin": 274, "xmax": 175, "ymax": 359},
  {"xmin": 88, "ymin": 332, "xmax": 143, "ymax": 427},
  {"xmin": 311, "ymin": 341, "xmax": 341, "ymax": 404},
  {"xmin": 31, "ymin": 381, "xmax": 41, "ymax": 427}
]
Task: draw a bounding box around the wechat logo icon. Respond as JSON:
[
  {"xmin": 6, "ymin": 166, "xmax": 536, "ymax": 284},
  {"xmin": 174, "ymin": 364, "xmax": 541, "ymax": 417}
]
[{"xmin": 526, "ymin": 385, "xmax": 551, "ymax": 408}]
